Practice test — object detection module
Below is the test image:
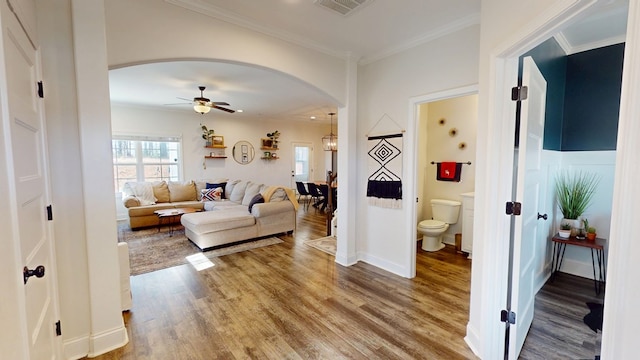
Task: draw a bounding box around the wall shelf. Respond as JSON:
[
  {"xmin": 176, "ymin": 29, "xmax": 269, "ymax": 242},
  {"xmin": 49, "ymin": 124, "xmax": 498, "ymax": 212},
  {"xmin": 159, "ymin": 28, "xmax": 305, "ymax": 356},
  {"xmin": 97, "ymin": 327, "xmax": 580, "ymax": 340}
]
[
  {"xmin": 260, "ymin": 156, "xmax": 279, "ymax": 160},
  {"xmin": 204, "ymin": 156, "xmax": 227, "ymax": 159},
  {"xmin": 205, "ymin": 145, "xmax": 227, "ymax": 149}
]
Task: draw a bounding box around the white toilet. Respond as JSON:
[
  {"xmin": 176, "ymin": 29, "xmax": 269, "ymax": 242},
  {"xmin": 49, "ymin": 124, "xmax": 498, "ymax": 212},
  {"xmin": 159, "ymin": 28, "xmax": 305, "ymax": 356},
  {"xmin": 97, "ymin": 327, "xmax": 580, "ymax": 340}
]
[{"xmin": 418, "ymin": 199, "xmax": 461, "ymax": 252}]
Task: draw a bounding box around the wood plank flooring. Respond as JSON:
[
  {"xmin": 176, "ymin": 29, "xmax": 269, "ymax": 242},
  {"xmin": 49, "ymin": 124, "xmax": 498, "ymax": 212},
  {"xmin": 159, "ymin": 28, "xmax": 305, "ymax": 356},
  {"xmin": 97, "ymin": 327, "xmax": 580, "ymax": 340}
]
[{"xmin": 90, "ymin": 207, "xmax": 602, "ymax": 359}]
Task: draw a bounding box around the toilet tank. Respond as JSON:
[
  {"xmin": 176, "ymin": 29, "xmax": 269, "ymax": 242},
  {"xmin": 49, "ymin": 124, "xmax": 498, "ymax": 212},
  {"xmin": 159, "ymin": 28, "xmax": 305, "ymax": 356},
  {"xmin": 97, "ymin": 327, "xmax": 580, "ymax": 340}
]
[{"xmin": 430, "ymin": 199, "xmax": 462, "ymax": 224}]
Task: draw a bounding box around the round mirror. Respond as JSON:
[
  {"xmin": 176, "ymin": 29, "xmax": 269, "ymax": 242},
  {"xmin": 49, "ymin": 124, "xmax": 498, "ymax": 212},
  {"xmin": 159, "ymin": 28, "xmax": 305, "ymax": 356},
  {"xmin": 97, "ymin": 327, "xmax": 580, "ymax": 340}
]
[{"xmin": 232, "ymin": 141, "xmax": 255, "ymax": 164}]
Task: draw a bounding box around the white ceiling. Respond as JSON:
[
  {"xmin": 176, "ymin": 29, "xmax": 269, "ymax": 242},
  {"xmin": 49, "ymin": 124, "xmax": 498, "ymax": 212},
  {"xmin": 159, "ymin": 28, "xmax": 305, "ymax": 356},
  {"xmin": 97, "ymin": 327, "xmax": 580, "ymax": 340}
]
[{"xmin": 108, "ymin": 0, "xmax": 628, "ymax": 123}]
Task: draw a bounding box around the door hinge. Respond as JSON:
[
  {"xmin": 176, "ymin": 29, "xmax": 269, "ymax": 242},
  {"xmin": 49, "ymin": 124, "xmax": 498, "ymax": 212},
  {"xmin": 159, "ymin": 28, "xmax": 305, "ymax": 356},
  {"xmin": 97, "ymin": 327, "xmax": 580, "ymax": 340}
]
[
  {"xmin": 511, "ymin": 86, "xmax": 528, "ymax": 101},
  {"xmin": 501, "ymin": 310, "xmax": 516, "ymax": 324},
  {"xmin": 47, "ymin": 205, "xmax": 53, "ymax": 221},
  {"xmin": 55, "ymin": 320, "xmax": 61, "ymax": 336},
  {"xmin": 505, "ymin": 201, "xmax": 522, "ymax": 216},
  {"xmin": 37, "ymin": 81, "xmax": 44, "ymax": 98}
]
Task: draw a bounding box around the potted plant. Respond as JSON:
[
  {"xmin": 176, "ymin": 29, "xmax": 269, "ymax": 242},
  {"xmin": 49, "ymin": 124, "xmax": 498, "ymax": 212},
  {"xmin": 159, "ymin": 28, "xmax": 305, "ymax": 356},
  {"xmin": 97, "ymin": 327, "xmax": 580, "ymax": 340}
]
[
  {"xmin": 554, "ymin": 171, "xmax": 600, "ymax": 236},
  {"xmin": 201, "ymin": 125, "xmax": 215, "ymax": 146},
  {"xmin": 558, "ymin": 222, "xmax": 571, "ymax": 239},
  {"xmin": 267, "ymin": 130, "xmax": 280, "ymax": 149},
  {"xmin": 583, "ymin": 218, "xmax": 597, "ymax": 241}
]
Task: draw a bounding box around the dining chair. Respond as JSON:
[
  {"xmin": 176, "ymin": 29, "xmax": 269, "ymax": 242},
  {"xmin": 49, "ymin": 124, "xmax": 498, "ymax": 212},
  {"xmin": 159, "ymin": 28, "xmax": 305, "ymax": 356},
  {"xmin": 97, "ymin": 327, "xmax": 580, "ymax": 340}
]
[
  {"xmin": 306, "ymin": 182, "xmax": 324, "ymax": 213},
  {"xmin": 295, "ymin": 181, "xmax": 311, "ymax": 210}
]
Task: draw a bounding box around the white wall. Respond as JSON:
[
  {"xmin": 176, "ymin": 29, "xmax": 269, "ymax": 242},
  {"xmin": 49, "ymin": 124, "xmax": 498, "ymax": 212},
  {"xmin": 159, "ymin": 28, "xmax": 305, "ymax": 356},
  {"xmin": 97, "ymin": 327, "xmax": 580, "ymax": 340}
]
[
  {"xmin": 420, "ymin": 95, "xmax": 478, "ymax": 244},
  {"xmin": 104, "ymin": 0, "xmax": 346, "ymax": 107},
  {"xmin": 357, "ymin": 25, "xmax": 480, "ymax": 276},
  {"xmin": 553, "ymin": 151, "xmax": 616, "ymax": 278}
]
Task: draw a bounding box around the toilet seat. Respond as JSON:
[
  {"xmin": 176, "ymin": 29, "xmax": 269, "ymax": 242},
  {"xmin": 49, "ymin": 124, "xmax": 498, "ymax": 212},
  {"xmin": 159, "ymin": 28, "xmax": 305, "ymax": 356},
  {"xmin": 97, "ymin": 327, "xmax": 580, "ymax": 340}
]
[{"xmin": 418, "ymin": 219, "xmax": 446, "ymax": 230}]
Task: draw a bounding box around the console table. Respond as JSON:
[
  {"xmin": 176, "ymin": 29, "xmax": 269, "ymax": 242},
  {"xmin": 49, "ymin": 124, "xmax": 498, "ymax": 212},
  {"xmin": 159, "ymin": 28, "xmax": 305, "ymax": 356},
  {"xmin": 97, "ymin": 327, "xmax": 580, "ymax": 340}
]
[{"xmin": 551, "ymin": 234, "xmax": 606, "ymax": 295}]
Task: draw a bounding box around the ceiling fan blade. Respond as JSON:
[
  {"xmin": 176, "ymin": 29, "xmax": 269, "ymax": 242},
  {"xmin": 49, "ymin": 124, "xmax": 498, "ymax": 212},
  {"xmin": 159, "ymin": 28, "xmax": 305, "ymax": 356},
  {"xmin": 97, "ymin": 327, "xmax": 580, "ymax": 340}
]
[
  {"xmin": 211, "ymin": 101, "xmax": 230, "ymax": 106},
  {"xmin": 176, "ymin": 97, "xmax": 193, "ymax": 102},
  {"xmin": 211, "ymin": 105, "xmax": 235, "ymax": 113},
  {"xmin": 164, "ymin": 102, "xmax": 190, "ymax": 106}
]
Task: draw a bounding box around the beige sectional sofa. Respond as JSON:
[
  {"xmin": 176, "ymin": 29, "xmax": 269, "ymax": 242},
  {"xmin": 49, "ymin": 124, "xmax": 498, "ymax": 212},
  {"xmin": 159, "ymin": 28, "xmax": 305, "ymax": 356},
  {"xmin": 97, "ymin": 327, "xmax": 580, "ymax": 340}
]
[
  {"xmin": 181, "ymin": 179, "xmax": 298, "ymax": 250},
  {"xmin": 122, "ymin": 180, "xmax": 212, "ymax": 229},
  {"xmin": 122, "ymin": 179, "xmax": 298, "ymax": 250}
]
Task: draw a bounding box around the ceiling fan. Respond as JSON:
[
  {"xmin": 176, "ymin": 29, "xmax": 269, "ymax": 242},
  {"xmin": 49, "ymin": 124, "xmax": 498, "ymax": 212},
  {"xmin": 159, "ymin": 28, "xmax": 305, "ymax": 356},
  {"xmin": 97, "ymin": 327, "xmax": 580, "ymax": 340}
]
[{"xmin": 172, "ymin": 86, "xmax": 235, "ymax": 114}]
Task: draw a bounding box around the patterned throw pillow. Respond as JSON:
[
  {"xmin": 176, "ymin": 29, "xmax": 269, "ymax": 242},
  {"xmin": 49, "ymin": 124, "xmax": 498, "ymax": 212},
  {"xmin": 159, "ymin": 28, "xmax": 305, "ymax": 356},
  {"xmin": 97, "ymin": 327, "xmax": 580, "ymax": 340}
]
[
  {"xmin": 206, "ymin": 182, "xmax": 227, "ymax": 199},
  {"xmin": 201, "ymin": 187, "xmax": 223, "ymax": 202}
]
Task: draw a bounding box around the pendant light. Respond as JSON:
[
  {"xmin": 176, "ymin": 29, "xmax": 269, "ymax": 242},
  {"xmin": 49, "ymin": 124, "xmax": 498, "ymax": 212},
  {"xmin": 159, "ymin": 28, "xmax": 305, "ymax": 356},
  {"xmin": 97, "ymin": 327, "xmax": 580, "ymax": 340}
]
[{"xmin": 322, "ymin": 112, "xmax": 337, "ymax": 151}]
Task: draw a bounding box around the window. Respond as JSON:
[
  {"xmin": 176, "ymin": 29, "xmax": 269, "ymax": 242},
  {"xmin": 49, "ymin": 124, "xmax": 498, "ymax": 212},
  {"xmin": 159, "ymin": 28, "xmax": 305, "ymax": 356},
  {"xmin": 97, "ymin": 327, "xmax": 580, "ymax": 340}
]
[{"xmin": 112, "ymin": 136, "xmax": 181, "ymax": 192}]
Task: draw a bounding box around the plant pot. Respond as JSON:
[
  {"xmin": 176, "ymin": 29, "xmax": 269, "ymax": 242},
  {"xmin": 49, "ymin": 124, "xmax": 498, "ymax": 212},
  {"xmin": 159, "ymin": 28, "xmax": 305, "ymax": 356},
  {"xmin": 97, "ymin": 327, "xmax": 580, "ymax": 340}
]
[
  {"xmin": 563, "ymin": 218, "xmax": 582, "ymax": 237},
  {"xmin": 586, "ymin": 232, "xmax": 596, "ymax": 241},
  {"xmin": 558, "ymin": 229, "xmax": 571, "ymax": 239}
]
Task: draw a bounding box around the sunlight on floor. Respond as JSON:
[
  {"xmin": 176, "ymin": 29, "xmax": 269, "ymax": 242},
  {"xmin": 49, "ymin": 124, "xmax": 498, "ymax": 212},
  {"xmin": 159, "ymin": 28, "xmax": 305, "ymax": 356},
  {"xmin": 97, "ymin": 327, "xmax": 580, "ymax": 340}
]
[{"xmin": 185, "ymin": 253, "xmax": 215, "ymax": 271}]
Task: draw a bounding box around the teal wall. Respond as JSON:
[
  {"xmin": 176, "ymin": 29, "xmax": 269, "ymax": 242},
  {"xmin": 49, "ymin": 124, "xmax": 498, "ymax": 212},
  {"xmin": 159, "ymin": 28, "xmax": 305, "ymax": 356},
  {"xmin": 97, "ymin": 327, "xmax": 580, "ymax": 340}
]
[
  {"xmin": 520, "ymin": 40, "xmax": 624, "ymax": 151},
  {"xmin": 563, "ymin": 43, "xmax": 624, "ymax": 151}
]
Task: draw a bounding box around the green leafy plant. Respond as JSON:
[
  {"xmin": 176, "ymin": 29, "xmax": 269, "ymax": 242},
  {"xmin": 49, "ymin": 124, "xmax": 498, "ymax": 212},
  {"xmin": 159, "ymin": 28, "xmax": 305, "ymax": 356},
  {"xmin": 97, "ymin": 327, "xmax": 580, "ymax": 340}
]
[
  {"xmin": 201, "ymin": 125, "xmax": 215, "ymax": 140},
  {"xmin": 560, "ymin": 223, "xmax": 571, "ymax": 230},
  {"xmin": 554, "ymin": 171, "xmax": 600, "ymax": 220}
]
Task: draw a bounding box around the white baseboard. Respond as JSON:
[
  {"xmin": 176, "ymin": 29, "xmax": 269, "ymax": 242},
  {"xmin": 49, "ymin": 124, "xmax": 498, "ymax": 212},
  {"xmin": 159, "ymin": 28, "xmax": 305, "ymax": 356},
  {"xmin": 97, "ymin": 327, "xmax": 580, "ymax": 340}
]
[
  {"xmin": 87, "ymin": 325, "xmax": 129, "ymax": 358},
  {"xmin": 464, "ymin": 323, "xmax": 482, "ymax": 358},
  {"xmin": 63, "ymin": 335, "xmax": 89, "ymax": 360},
  {"xmin": 358, "ymin": 251, "xmax": 409, "ymax": 278},
  {"xmin": 558, "ymin": 258, "xmax": 602, "ymax": 280}
]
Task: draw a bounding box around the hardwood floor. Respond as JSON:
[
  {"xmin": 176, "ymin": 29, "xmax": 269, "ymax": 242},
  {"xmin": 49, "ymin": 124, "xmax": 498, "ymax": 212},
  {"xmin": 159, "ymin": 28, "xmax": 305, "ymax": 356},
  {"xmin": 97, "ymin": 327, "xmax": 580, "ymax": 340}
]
[{"xmin": 90, "ymin": 207, "xmax": 601, "ymax": 359}]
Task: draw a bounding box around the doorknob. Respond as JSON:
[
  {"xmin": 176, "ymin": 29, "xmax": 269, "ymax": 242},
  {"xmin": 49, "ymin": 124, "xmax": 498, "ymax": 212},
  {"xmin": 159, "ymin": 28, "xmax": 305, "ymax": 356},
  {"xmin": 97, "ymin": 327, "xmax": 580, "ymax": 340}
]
[
  {"xmin": 23, "ymin": 265, "xmax": 45, "ymax": 284},
  {"xmin": 537, "ymin": 213, "xmax": 548, "ymax": 220}
]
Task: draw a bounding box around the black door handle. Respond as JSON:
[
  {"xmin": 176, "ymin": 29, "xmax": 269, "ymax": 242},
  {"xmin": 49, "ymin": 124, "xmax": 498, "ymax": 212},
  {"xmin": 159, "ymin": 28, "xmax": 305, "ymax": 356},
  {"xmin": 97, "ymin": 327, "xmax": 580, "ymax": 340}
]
[
  {"xmin": 23, "ymin": 265, "xmax": 45, "ymax": 284},
  {"xmin": 537, "ymin": 213, "xmax": 548, "ymax": 220}
]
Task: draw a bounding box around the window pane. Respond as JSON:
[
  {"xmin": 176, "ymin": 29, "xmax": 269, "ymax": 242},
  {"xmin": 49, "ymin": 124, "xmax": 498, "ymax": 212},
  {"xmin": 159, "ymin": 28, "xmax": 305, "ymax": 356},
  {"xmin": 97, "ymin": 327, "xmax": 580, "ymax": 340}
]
[{"xmin": 112, "ymin": 137, "xmax": 181, "ymax": 192}]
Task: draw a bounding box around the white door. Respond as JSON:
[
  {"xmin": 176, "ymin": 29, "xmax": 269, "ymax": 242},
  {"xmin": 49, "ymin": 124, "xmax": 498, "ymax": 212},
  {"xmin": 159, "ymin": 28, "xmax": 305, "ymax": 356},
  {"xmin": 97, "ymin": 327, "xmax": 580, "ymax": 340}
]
[
  {"xmin": 1, "ymin": 1, "xmax": 61, "ymax": 358},
  {"xmin": 291, "ymin": 142, "xmax": 313, "ymax": 188},
  {"xmin": 509, "ymin": 56, "xmax": 547, "ymax": 358}
]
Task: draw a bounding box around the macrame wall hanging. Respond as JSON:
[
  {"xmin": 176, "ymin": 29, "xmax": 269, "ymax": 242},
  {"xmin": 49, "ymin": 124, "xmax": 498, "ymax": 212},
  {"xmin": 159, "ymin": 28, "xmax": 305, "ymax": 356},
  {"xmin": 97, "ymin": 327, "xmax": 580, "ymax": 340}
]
[{"xmin": 366, "ymin": 114, "xmax": 405, "ymax": 209}]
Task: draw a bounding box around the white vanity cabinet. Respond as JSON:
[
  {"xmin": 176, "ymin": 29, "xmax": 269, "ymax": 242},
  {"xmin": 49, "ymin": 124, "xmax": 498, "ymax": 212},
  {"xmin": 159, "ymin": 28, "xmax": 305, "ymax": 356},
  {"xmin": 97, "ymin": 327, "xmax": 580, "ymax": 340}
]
[{"xmin": 461, "ymin": 192, "xmax": 475, "ymax": 259}]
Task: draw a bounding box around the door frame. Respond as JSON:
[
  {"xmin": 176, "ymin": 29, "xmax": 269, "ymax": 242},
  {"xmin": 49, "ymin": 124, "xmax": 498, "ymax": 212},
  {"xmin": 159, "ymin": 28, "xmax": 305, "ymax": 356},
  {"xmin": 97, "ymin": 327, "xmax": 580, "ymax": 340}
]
[
  {"xmin": 291, "ymin": 141, "xmax": 314, "ymax": 189},
  {"xmin": 407, "ymin": 84, "xmax": 478, "ymax": 278},
  {"xmin": 471, "ymin": 0, "xmax": 638, "ymax": 358}
]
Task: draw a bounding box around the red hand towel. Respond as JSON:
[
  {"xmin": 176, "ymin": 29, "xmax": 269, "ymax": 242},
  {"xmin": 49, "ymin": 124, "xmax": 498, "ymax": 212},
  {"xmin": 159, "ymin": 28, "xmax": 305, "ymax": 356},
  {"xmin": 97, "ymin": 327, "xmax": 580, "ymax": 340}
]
[{"xmin": 440, "ymin": 162, "xmax": 457, "ymax": 179}]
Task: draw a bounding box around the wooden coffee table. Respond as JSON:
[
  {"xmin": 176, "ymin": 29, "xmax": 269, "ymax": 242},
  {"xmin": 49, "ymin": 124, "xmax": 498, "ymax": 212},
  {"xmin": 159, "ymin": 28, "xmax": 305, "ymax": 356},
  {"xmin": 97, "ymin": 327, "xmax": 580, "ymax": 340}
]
[{"xmin": 154, "ymin": 208, "xmax": 200, "ymax": 236}]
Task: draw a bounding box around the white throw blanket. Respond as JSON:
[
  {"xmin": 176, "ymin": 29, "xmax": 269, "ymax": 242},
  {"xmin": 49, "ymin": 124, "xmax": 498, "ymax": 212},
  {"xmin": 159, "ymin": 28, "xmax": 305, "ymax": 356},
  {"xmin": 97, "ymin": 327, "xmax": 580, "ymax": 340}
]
[{"xmin": 124, "ymin": 182, "xmax": 156, "ymax": 205}]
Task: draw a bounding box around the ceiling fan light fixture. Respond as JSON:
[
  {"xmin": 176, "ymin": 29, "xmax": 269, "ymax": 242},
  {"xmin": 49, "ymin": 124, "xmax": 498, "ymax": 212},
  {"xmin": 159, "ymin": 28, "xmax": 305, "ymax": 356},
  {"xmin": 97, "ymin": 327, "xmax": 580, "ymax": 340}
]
[{"xmin": 194, "ymin": 103, "xmax": 211, "ymax": 114}]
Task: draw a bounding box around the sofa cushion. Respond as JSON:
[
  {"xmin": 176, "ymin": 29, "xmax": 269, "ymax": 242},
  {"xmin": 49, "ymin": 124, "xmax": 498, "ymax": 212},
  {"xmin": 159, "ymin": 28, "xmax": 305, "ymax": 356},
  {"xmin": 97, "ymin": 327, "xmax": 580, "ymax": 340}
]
[
  {"xmin": 168, "ymin": 181, "xmax": 197, "ymax": 202},
  {"xmin": 242, "ymin": 182, "xmax": 264, "ymax": 205},
  {"xmin": 181, "ymin": 210, "xmax": 256, "ymax": 234},
  {"xmin": 152, "ymin": 181, "xmax": 170, "ymax": 203},
  {"xmin": 128, "ymin": 203, "xmax": 175, "ymax": 217},
  {"xmin": 229, "ymin": 180, "xmax": 249, "ymax": 203},
  {"xmin": 248, "ymin": 194, "xmax": 264, "ymax": 212},
  {"xmin": 225, "ymin": 180, "xmax": 241, "ymax": 200}
]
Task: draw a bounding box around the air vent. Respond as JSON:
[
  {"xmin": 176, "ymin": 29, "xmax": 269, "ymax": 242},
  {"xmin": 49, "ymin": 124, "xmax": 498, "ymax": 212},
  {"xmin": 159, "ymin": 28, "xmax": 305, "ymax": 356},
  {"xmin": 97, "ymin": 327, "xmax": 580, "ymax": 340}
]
[{"xmin": 314, "ymin": 0, "xmax": 373, "ymax": 16}]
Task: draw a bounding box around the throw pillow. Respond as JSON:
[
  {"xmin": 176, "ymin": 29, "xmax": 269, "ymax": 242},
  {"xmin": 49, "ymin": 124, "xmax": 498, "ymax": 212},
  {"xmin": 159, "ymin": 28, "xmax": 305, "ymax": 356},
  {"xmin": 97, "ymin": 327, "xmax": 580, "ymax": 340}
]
[
  {"xmin": 229, "ymin": 180, "xmax": 249, "ymax": 203},
  {"xmin": 206, "ymin": 182, "xmax": 227, "ymax": 199},
  {"xmin": 248, "ymin": 194, "xmax": 264, "ymax": 213},
  {"xmin": 168, "ymin": 181, "xmax": 197, "ymax": 202},
  {"xmin": 152, "ymin": 181, "xmax": 170, "ymax": 203},
  {"xmin": 201, "ymin": 187, "xmax": 223, "ymax": 202}
]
